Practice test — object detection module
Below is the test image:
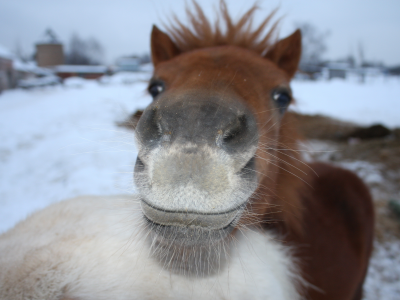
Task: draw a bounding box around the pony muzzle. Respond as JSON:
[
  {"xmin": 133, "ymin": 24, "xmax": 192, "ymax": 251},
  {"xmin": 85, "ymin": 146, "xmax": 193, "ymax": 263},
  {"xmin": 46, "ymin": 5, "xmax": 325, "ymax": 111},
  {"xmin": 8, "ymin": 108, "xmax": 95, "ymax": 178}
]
[{"xmin": 140, "ymin": 199, "xmax": 243, "ymax": 230}]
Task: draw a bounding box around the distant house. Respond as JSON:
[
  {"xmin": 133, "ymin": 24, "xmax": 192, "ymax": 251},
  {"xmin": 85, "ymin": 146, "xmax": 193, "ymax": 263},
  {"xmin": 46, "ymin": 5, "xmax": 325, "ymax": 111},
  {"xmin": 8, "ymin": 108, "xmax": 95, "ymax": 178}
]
[
  {"xmin": 324, "ymin": 61, "xmax": 352, "ymax": 80},
  {"xmin": 35, "ymin": 29, "xmax": 64, "ymax": 67},
  {"xmin": 1, "ymin": 39, "xmax": 68, "ymax": 91},
  {"xmin": 54, "ymin": 65, "xmax": 108, "ymax": 80},
  {"xmin": 297, "ymin": 63, "xmax": 324, "ymax": 80},
  {"xmin": 13, "ymin": 60, "xmax": 52, "ymax": 79},
  {"xmin": 0, "ymin": 45, "xmax": 16, "ymax": 92},
  {"xmin": 15, "ymin": 61, "xmax": 59, "ymax": 89},
  {"xmin": 36, "ymin": 44, "xmax": 64, "ymax": 67},
  {"xmin": 0, "ymin": 44, "xmax": 60, "ymax": 92},
  {"xmin": 115, "ymin": 57, "xmax": 141, "ymax": 72},
  {"xmin": 328, "ymin": 68, "xmax": 347, "ymax": 80}
]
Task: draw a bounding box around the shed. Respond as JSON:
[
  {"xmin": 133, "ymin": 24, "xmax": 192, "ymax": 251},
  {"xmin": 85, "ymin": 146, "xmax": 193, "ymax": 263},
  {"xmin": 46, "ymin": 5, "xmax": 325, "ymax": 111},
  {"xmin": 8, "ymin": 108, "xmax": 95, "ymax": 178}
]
[
  {"xmin": 54, "ymin": 65, "xmax": 108, "ymax": 80},
  {"xmin": 0, "ymin": 45, "xmax": 15, "ymax": 92}
]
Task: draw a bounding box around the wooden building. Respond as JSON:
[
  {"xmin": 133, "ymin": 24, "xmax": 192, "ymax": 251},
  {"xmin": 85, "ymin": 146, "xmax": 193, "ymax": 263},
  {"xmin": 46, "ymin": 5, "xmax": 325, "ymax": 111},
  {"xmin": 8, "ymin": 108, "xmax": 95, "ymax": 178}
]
[
  {"xmin": 0, "ymin": 45, "xmax": 15, "ymax": 93},
  {"xmin": 53, "ymin": 65, "xmax": 107, "ymax": 80},
  {"xmin": 36, "ymin": 43, "xmax": 64, "ymax": 67}
]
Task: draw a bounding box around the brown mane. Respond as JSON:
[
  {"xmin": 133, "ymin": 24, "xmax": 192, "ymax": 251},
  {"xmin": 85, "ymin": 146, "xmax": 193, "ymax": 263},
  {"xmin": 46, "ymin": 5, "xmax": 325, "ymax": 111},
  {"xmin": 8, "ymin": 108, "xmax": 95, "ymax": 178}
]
[{"xmin": 165, "ymin": 0, "xmax": 279, "ymax": 54}]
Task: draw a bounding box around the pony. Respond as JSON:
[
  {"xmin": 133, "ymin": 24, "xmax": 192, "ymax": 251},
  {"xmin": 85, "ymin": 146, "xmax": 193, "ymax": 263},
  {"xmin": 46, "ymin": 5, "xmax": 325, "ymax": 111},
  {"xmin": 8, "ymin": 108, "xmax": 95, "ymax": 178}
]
[{"xmin": 0, "ymin": 2, "xmax": 374, "ymax": 299}]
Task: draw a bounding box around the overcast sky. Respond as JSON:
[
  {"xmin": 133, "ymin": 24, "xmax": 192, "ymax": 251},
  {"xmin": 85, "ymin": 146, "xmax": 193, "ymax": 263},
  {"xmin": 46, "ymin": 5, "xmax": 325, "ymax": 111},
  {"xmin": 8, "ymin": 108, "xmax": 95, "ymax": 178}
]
[{"xmin": 1, "ymin": 0, "xmax": 399, "ymax": 66}]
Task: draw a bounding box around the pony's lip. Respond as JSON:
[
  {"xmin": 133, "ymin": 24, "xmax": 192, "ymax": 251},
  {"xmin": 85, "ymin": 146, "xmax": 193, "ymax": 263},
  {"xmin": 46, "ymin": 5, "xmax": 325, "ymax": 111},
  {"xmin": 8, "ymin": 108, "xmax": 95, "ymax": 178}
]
[
  {"xmin": 143, "ymin": 214, "xmax": 236, "ymax": 231},
  {"xmin": 140, "ymin": 199, "xmax": 244, "ymax": 230}
]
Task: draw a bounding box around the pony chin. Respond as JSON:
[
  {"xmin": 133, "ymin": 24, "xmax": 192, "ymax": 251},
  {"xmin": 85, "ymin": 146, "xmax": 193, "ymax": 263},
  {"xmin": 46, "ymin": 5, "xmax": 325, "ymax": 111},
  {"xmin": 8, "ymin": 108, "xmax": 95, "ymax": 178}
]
[{"xmin": 135, "ymin": 142, "xmax": 258, "ymax": 250}]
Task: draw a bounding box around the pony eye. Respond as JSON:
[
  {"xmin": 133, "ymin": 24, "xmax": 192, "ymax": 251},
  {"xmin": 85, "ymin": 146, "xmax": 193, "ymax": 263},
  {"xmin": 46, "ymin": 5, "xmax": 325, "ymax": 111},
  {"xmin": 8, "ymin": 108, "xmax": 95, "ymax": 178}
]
[
  {"xmin": 148, "ymin": 81, "xmax": 165, "ymax": 98},
  {"xmin": 272, "ymin": 90, "xmax": 292, "ymax": 114}
]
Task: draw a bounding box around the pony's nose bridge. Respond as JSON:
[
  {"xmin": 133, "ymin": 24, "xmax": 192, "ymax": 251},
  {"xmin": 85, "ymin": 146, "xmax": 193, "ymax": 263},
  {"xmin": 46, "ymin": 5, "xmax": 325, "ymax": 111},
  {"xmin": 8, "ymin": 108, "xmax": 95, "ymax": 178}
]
[
  {"xmin": 163, "ymin": 101, "xmax": 237, "ymax": 136},
  {"xmin": 136, "ymin": 95, "xmax": 258, "ymax": 152},
  {"xmin": 157, "ymin": 100, "xmax": 258, "ymax": 151}
]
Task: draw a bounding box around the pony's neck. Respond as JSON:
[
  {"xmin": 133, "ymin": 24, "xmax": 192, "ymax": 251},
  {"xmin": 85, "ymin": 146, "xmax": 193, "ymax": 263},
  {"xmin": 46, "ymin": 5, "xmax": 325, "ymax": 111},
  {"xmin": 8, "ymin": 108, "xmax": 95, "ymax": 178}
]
[{"xmin": 147, "ymin": 235, "xmax": 231, "ymax": 277}]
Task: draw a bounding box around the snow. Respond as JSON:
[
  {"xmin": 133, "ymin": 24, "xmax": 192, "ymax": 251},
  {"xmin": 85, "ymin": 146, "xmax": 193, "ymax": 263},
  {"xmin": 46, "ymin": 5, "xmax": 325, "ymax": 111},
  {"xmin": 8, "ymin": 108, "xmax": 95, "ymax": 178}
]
[
  {"xmin": 18, "ymin": 75, "xmax": 61, "ymax": 88},
  {"xmin": 291, "ymin": 76, "xmax": 400, "ymax": 128},
  {"xmin": 99, "ymin": 71, "xmax": 151, "ymax": 85},
  {"xmin": 140, "ymin": 63, "xmax": 154, "ymax": 73},
  {"xmin": 13, "ymin": 59, "xmax": 53, "ymax": 76},
  {"xmin": 63, "ymin": 76, "xmax": 92, "ymax": 88},
  {"xmin": 365, "ymin": 240, "xmax": 400, "ymax": 300},
  {"xmin": 1, "ymin": 72, "xmax": 400, "ymax": 298},
  {"xmin": 53, "ymin": 65, "xmax": 108, "ymax": 73},
  {"xmin": 0, "ymin": 72, "xmax": 151, "ymax": 233},
  {"xmin": 0, "ymin": 44, "xmax": 14, "ymax": 60}
]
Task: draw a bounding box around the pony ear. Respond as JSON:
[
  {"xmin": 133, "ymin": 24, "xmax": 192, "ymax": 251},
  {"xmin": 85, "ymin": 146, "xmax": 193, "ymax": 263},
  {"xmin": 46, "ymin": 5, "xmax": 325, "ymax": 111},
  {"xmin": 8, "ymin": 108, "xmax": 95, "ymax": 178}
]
[
  {"xmin": 151, "ymin": 25, "xmax": 181, "ymax": 67},
  {"xmin": 264, "ymin": 29, "xmax": 302, "ymax": 78}
]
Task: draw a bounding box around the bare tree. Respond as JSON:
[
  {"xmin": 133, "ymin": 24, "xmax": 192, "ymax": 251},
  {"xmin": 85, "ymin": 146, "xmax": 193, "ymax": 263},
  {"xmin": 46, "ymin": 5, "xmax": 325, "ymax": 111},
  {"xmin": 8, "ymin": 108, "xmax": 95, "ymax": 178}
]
[
  {"xmin": 65, "ymin": 34, "xmax": 104, "ymax": 65},
  {"xmin": 44, "ymin": 28, "xmax": 60, "ymax": 44},
  {"xmin": 86, "ymin": 38, "xmax": 104, "ymax": 65},
  {"xmin": 358, "ymin": 41, "xmax": 365, "ymax": 67},
  {"xmin": 294, "ymin": 22, "xmax": 330, "ymax": 67}
]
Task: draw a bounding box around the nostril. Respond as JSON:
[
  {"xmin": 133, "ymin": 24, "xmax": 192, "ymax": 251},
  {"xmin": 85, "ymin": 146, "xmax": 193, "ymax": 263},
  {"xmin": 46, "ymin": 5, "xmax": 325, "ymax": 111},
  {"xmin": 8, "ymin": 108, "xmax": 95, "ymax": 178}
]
[
  {"xmin": 222, "ymin": 115, "xmax": 247, "ymax": 144},
  {"xmin": 135, "ymin": 157, "xmax": 145, "ymax": 172},
  {"xmin": 223, "ymin": 129, "xmax": 239, "ymax": 143},
  {"xmin": 136, "ymin": 106, "xmax": 163, "ymax": 147}
]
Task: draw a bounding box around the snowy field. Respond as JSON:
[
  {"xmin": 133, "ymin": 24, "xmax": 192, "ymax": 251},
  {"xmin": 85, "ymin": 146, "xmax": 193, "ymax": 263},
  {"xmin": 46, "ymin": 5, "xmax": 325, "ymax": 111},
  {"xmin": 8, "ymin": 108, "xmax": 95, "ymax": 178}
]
[
  {"xmin": 291, "ymin": 75, "xmax": 400, "ymax": 128},
  {"xmin": 0, "ymin": 74, "xmax": 152, "ymax": 232},
  {"xmin": 1, "ymin": 72, "xmax": 400, "ymax": 298}
]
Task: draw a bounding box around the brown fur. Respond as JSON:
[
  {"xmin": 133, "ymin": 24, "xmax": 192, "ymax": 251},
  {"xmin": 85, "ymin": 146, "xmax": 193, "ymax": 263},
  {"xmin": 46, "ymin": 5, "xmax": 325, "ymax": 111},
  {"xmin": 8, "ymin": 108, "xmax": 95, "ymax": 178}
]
[
  {"xmin": 290, "ymin": 163, "xmax": 374, "ymax": 300},
  {"xmin": 146, "ymin": 1, "xmax": 374, "ymax": 299},
  {"xmin": 165, "ymin": 1, "xmax": 279, "ymax": 55}
]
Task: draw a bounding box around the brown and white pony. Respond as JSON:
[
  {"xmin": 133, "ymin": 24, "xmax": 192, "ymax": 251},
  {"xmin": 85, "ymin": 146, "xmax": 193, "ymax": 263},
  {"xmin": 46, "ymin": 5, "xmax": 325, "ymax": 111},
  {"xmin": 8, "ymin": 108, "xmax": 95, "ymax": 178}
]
[{"xmin": 0, "ymin": 2, "xmax": 374, "ymax": 300}]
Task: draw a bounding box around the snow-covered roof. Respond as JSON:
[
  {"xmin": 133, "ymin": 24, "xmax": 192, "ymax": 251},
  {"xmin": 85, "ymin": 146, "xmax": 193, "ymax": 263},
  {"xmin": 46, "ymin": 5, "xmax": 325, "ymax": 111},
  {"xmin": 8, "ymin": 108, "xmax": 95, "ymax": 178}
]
[
  {"xmin": 116, "ymin": 57, "xmax": 140, "ymax": 66},
  {"xmin": 0, "ymin": 44, "xmax": 51, "ymax": 75},
  {"xmin": 13, "ymin": 59, "xmax": 37, "ymax": 72},
  {"xmin": 11, "ymin": 59, "xmax": 53, "ymax": 76},
  {"xmin": 325, "ymin": 62, "xmax": 352, "ymax": 70},
  {"xmin": 54, "ymin": 65, "xmax": 108, "ymax": 74},
  {"xmin": 0, "ymin": 44, "xmax": 14, "ymax": 60}
]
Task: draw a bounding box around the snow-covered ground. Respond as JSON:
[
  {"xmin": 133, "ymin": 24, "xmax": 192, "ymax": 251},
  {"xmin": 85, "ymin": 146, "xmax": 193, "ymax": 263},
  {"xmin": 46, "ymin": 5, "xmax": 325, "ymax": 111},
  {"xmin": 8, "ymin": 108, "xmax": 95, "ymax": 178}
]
[
  {"xmin": 0, "ymin": 75, "xmax": 152, "ymax": 232},
  {"xmin": 1, "ymin": 73, "xmax": 399, "ymax": 298},
  {"xmin": 291, "ymin": 76, "xmax": 400, "ymax": 128}
]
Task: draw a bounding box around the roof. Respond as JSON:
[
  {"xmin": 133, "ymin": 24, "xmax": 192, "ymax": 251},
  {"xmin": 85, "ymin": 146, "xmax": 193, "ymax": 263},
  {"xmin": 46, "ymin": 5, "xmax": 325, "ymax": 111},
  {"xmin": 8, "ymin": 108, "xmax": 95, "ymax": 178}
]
[
  {"xmin": 0, "ymin": 44, "xmax": 60, "ymax": 75},
  {"xmin": 13, "ymin": 59, "xmax": 53, "ymax": 75},
  {"xmin": 54, "ymin": 65, "xmax": 108, "ymax": 74},
  {"xmin": 0, "ymin": 44, "xmax": 14, "ymax": 60},
  {"xmin": 116, "ymin": 57, "xmax": 140, "ymax": 66}
]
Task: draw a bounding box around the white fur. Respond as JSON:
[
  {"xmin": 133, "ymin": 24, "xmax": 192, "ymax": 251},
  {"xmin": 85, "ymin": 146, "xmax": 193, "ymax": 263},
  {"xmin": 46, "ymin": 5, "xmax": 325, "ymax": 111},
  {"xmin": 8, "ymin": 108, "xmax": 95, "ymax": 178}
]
[
  {"xmin": 0, "ymin": 195, "xmax": 302, "ymax": 300},
  {"xmin": 136, "ymin": 143, "xmax": 256, "ymax": 214}
]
